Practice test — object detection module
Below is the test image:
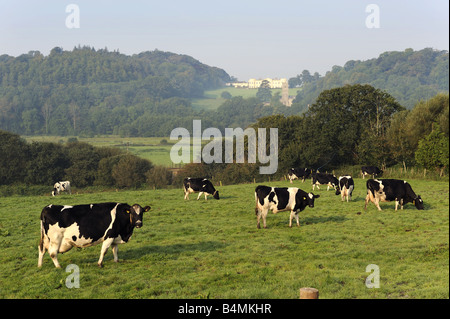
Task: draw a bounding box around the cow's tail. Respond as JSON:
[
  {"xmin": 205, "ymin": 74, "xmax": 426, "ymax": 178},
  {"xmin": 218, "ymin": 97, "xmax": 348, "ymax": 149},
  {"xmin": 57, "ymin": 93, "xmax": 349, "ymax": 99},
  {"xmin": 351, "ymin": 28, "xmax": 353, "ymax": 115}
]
[
  {"xmin": 39, "ymin": 220, "xmax": 45, "ymax": 253},
  {"xmin": 254, "ymin": 191, "xmax": 259, "ymax": 215}
]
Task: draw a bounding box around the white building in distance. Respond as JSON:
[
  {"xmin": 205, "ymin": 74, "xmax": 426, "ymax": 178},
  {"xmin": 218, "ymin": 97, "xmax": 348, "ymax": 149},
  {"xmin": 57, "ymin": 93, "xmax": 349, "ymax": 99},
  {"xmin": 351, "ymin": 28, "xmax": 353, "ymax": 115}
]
[{"xmin": 227, "ymin": 78, "xmax": 288, "ymax": 89}]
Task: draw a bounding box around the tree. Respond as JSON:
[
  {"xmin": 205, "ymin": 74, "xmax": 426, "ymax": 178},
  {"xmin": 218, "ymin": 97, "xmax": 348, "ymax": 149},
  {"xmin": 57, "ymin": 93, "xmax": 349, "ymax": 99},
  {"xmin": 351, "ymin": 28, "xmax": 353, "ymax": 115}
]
[
  {"xmin": 64, "ymin": 141, "xmax": 101, "ymax": 187},
  {"xmin": 26, "ymin": 142, "xmax": 70, "ymax": 185},
  {"xmin": 305, "ymin": 84, "xmax": 403, "ymax": 167},
  {"xmin": 415, "ymin": 124, "xmax": 449, "ymax": 176},
  {"xmin": 112, "ymin": 154, "xmax": 153, "ymax": 188},
  {"xmin": 256, "ymin": 80, "xmax": 272, "ymax": 103},
  {"xmin": 0, "ymin": 130, "xmax": 29, "ymax": 185}
]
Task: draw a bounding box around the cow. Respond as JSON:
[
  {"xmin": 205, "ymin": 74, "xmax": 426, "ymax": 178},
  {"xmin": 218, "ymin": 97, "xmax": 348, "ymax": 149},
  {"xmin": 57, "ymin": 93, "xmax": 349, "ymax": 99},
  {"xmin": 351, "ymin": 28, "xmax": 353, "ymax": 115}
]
[
  {"xmin": 361, "ymin": 166, "xmax": 383, "ymax": 179},
  {"xmin": 254, "ymin": 185, "xmax": 320, "ymax": 228},
  {"xmin": 336, "ymin": 175, "xmax": 354, "ymax": 202},
  {"xmin": 288, "ymin": 168, "xmax": 311, "ymax": 183},
  {"xmin": 364, "ymin": 179, "xmax": 424, "ymax": 211},
  {"xmin": 183, "ymin": 177, "xmax": 219, "ymax": 200},
  {"xmin": 311, "ymin": 172, "xmax": 339, "ymax": 191},
  {"xmin": 38, "ymin": 202, "xmax": 151, "ymax": 268},
  {"xmin": 52, "ymin": 181, "xmax": 71, "ymax": 196}
]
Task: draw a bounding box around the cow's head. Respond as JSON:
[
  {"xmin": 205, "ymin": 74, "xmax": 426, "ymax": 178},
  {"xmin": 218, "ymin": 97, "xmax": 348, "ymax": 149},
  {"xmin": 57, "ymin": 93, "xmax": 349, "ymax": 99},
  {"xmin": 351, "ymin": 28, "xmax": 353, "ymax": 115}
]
[
  {"xmin": 413, "ymin": 196, "xmax": 424, "ymax": 210},
  {"xmin": 212, "ymin": 190, "xmax": 220, "ymax": 200},
  {"xmin": 306, "ymin": 193, "xmax": 320, "ymax": 207},
  {"xmin": 129, "ymin": 204, "xmax": 151, "ymax": 228}
]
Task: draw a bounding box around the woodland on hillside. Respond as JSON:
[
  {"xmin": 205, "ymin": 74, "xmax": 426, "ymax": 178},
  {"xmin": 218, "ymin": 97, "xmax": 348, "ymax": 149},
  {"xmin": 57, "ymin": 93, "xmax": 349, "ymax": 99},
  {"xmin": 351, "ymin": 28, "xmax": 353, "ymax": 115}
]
[{"xmin": 0, "ymin": 47, "xmax": 448, "ymax": 137}]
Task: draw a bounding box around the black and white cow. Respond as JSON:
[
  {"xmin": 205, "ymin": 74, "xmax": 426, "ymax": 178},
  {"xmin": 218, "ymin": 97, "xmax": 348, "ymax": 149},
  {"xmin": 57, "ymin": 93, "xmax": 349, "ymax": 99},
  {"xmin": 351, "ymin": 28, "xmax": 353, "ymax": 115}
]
[
  {"xmin": 254, "ymin": 185, "xmax": 320, "ymax": 228},
  {"xmin": 183, "ymin": 177, "xmax": 219, "ymax": 200},
  {"xmin": 288, "ymin": 168, "xmax": 311, "ymax": 183},
  {"xmin": 336, "ymin": 175, "xmax": 354, "ymax": 202},
  {"xmin": 364, "ymin": 179, "xmax": 424, "ymax": 211},
  {"xmin": 311, "ymin": 172, "xmax": 339, "ymax": 191},
  {"xmin": 38, "ymin": 202, "xmax": 151, "ymax": 268},
  {"xmin": 361, "ymin": 166, "xmax": 382, "ymax": 179},
  {"xmin": 52, "ymin": 181, "xmax": 71, "ymax": 196}
]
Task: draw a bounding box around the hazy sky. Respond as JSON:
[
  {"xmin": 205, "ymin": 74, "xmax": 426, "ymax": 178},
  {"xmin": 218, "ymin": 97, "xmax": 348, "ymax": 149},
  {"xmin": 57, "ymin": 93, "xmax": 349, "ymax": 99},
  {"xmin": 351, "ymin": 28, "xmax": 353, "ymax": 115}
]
[{"xmin": 0, "ymin": 0, "xmax": 448, "ymax": 80}]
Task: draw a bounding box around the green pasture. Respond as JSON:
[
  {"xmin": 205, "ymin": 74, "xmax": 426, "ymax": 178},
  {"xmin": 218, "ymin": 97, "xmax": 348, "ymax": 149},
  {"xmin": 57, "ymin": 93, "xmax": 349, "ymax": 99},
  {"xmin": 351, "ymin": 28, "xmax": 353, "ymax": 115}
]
[
  {"xmin": 25, "ymin": 135, "xmax": 177, "ymax": 167},
  {"xmin": 0, "ymin": 178, "xmax": 448, "ymax": 299},
  {"xmin": 191, "ymin": 87, "xmax": 300, "ymax": 111}
]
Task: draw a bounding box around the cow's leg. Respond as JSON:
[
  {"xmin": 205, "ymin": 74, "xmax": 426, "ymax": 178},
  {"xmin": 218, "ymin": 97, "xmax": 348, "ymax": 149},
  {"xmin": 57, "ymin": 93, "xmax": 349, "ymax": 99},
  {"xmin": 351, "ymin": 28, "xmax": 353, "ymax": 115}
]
[
  {"xmin": 395, "ymin": 200, "xmax": 399, "ymax": 211},
  {"xmin": 364, "ymin": 192, "xmax": 371, "ymax": 210},
  {"xmin": 374, "ymin": 198, "xmax": 382, "ymax": 211},
  {"xmin": 261, "ymin": 209, "xmax": 268, "ymax": 229},
  {"xmin": 112, "ymin": 244, "xmax": 119, "ymax": 262},
  {"xmin": 204, "ymin": 193, "xmax": 208, "ymax": 201},
  {"xmin": 48, "ymin": 239, "xmax": 62, "ymax": 268},
  {"xmin": 38, "ymin": 238, "xmax": 47, "ymax": 267},
  {"xmin": 98, "ymin": 238, "xmax": 114, "ymax": 267},
  {"xmin": 197, "ymin": 192, "xmax": 203, "ymax": 200},
  {"xmin": 294, "ymin": 211, "xmax": 300, "ymax": 227},
  {"xmin": 184, "ymin": 190, "xmax": 189, "ymax": 200},
  {"xmin": 289, "ymin": 211, "xmax": 295, "ymax": 227},
  {"xmin": 256, "ymin": 207, "xmax": 261, "ymax": 229}
]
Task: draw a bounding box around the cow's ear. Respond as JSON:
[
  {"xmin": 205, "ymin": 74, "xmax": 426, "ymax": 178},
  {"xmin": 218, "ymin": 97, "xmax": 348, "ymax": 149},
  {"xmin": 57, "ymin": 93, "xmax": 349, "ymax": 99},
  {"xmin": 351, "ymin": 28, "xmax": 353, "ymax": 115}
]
[
  {"xmin": 125, "ymin": 209, "xmax": 131, "ymax": 214},
  {"xmin": 314, "ymin": 194, "xmax": 320, "ymax": 198},
  {"xmin": 303, "ymin": 197, "xmax": 307, "ymax": 200},
  {"xmin": 144, "ymin": 206, "xmax": 151, "ymax": 212}
]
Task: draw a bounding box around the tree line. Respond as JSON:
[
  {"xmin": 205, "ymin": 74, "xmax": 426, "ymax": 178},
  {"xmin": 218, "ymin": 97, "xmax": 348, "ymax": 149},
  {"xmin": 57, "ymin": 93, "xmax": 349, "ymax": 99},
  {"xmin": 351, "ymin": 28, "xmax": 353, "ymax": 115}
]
[
  {"xmin": 181, "ymin": 86, "xmax": 449, "ymax": 185},
  {"xmin": 0, "ymin": 85, "xmax": 448, "ymax": 194},
  {"xmin": 289, "ymin": 48, "xmax": 448, "ymax": 113},
  {"xmin": 0, "ymin": 46, "xmax": 230, "ymax": 136}
]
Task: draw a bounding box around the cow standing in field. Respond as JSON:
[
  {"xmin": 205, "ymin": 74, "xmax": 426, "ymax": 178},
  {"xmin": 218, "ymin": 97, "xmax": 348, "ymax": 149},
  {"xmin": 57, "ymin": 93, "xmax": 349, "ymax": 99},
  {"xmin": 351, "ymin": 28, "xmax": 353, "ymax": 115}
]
[
  {"xmin": 183, "ymin": 177, "xmax": 219, "ymax": 200},
  {"xmin": 38, "ymin": 202, "xmax": 151, "ymax": 268},
  {"xmin": 336, "ymin": 176, "xmax": 354, "ymax": 202},
  {"xmin": 255, "ymin": 185, "xmax": 320, "ymax": 228},
  {"xmin": 364, "ymin": 179, "xmax": 424, "ymax": 211},
  {"xmin": 52, "ymin": 181, "xmax": 71, "ymax": 196},
  {"xmin": 311, "ymin": 172, "xmax": 339, "ymax": 191},
  {"xmin": 288, "ymin": 168, "xmax": 311, "ymax": 183},
  {"xmin": 361, "ymin": 166, "xmax": 382, "ymax": 179}
]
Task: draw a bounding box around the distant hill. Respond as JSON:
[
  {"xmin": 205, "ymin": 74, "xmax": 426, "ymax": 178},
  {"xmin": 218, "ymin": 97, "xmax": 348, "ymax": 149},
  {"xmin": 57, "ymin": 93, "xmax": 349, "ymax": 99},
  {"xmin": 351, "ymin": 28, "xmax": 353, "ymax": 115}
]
[
  {"xmin": 290, "ymin": 48, "xmax": 449, "ymax": 112},
  {"xmin": 0, "ymin": 46, "xmax": 230, "ymax": 136}
]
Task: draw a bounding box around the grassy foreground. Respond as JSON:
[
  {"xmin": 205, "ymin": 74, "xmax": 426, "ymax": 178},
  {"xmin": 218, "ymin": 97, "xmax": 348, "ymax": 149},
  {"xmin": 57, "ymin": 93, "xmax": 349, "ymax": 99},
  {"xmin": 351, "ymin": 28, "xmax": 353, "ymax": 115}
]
[{"xmin": 0, "ymin": 178, "xmax": 448, "ymax": 299}]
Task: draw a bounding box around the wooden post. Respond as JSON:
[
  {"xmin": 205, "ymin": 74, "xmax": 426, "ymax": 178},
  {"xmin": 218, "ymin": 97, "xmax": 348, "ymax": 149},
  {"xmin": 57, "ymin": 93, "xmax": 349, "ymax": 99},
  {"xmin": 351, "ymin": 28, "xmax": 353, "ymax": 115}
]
[{"xmin": 300, "ymin": 287, "xmax": 319, "ymax": 299}]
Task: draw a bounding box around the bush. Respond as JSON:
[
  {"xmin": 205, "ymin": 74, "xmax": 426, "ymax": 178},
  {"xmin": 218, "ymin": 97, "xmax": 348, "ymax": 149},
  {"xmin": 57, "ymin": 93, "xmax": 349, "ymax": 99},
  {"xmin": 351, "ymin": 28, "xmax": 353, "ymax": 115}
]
[
  {"xmin": 146, "ymin": 165, "xmax": 173, "ymax": 189},
  {"xmin": 112, "ymin": 154, "xmax": 153, "ymax": 188}
]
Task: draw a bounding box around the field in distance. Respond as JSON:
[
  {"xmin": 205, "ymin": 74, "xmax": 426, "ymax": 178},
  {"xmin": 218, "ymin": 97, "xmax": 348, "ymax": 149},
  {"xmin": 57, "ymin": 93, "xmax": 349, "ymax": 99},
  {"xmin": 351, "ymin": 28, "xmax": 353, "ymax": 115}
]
[
  {"xmin": 25, "ymin": 135, "xmax": 178, "ymax": 167},
  {"xmin": 0, "ymin": 178, "xmax": 448, "ymax": 298},
  {"xmin": 191, "ymin": 87, "xmax": 301, "ymax": 111}
]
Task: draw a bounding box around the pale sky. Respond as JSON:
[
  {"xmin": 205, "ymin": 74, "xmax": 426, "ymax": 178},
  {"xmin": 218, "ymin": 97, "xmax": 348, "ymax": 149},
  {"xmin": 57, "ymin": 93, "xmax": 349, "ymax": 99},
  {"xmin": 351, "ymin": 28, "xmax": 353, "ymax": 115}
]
[{"xmin": 0, "ymin": 0, "xmax": 448, "ymax": 80}]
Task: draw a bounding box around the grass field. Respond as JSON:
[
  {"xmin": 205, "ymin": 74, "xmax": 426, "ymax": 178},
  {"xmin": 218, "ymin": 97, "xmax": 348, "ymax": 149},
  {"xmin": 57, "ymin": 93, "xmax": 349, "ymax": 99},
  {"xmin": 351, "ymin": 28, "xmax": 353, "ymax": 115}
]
[
  {"xmin": 25, "ymin": 135, "xmax": 177, "ymax": 167},
  {"xmin": 0, "ymin": 178, "xmax": 448, "ymax": 299},
  {"xmin": 191, "ymin": 87, "xmax": 301, "ymax": 111}
]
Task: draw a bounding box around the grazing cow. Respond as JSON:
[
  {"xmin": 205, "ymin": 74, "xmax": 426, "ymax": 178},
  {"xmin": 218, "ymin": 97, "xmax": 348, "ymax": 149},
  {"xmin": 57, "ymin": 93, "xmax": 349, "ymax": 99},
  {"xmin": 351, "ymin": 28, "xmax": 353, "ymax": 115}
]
[
  {"xmin": 254, "ymin": 185, "xmax": 320, "ymax": 228},
  {"xmin": 364, "ymin": 179, "xmax": 424, "ymax": 211},
  {"xmin": 52, "ymin": 181, "xmax": 71, "ymax": 196},
  {"xmin": 336, "ymin": 176, "xmax": 354, "ymax": 202},
  {"xmin": 183, "ymin": 177, "xmax": 219, "ymax": 200},
  {"xmin": 311, "ymin": 172, "xmax": 339, "ymax": 191},
  {"xmin": 38, "ymin": 202, "xmax": 151, "ymax": 268},
  {"xmin": 361, "ymin": 166, "xmax": 382, "ymax": 179},
  {"xmin": 288, "ymin": 168, "xmax": 311, "ymax": 183}
]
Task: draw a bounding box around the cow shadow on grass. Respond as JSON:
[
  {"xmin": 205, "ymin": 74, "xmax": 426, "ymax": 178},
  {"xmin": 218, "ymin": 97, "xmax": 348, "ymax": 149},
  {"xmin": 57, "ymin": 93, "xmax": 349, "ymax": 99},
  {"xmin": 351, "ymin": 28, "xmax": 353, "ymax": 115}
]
[
  {"xmin": 301, "ymin": 214, "xmax": 348, "ymax": 225},
  {"xmin": 119, "ymin": 240, "xmax": 228, "ymax": 261}
]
